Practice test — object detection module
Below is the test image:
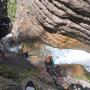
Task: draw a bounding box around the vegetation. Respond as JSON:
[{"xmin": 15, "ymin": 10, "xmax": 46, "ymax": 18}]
[
  {"xmin": 19, "ymin": 67, "xmax": 40, "ymax": 81},
  {"xmin": 0, "ymin": 64, "xmax": 39, "ymax": 82},
  {"xmin": 7, "ymin": 0, "xmax": 16, "ymax": 21},
  {"xmin": 0, "ymin": 64, "xmax": 19, "ymax": 80}
]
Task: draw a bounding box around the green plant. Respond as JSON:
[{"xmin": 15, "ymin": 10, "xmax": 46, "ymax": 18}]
[
  {"xmin": 0, "ymin": 64, "xmax": 19, "ymax": 80},
  {"xmin": 7, "ymin": 0, "xmax": 16, "ymax": 21},
  {"xmin": 19, "ymin": 67, "xmax": 39, "ymax": 81},
  {"xmin": 0, "ymin": 63, "xmax": 40, "ymax": 82}
]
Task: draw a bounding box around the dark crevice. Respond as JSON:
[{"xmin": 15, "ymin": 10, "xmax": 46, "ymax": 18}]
[
  {"xmin": 54, "ymin": 0, "xmax": 90, "ymax": 24},
  {"xmin": 40, "ymin": 0, "xmax": 68, "ymax": 19},
  {"xmin": 69, "ymin": 26, "xmax": 90, "ymax": 37},
  {"xmin": 53, "ymin": 1, "xmax": 90, "ymax": 18},
  {"xmin": 51, "ymin": 0, "xmax": 69, "ymax": 18},
  {"xmin": 0, "ymin": 16, "xmax": 12, "ymax": 39},
  {"xmin": 54, "ymin": 0, "xmax": 90, "ymax": 17},
  {"xmin": 41, "ymin": 0, "xmax": 90, "ymax": 25},
  {"xmin": 48, "ymin": 0, "xmax": 53, "ymax": 3},
  {"xmin": 37, "ymin": 17, "xmax": 56, "ymax": 33},
  {"xmin": 40, "ymin": 23, "xmax": 55, "ymax": 33},
  {"xmin": 72, "ymin": 9, "xmax": 90, "ymax": 18},
  {"xmin": 83, "ymin": 0, "xmax": 90, "ymax": 5},
  {"xmin": 67, "ymin": 16, "xmax": 90, "ymax": 30},
  {"xmin": 0, "ymin": 0, "xmax": 8, "ymax": 16},
  {"xmin": 0, "ymin": 0, "xmax": 12, "ymax": 39},
  {"xmin": 59, "ymin": 28, "xmax": 90, "ymax": 41}
]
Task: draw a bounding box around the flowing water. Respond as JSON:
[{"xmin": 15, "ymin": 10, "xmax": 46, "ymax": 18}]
[
  {"xmin": 13, "ymin": 40, "xmax": 90, "ymax": 72},
  {"xmin": 1, "ymin": 35, "xmax": 90, "ymax": 89},
  {"xmin": 1, "ymin": 35, "xmax": 90, "ymax": 72}
]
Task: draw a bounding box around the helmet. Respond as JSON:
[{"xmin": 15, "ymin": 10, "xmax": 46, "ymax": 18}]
[
  {"xmin": 45, "ymin": 55, "xmax": 52, "ymax": 63},
  {"xmin": 47, "ymin": 55, "xmax": 52, "ymax": 59}
]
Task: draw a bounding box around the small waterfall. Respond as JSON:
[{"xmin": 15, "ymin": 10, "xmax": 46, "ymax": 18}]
[
  {"xmin": 0, "ymin": 34, "xmax": 90, "ymax": 72},
  {"xmin": 44, "ymin": 45, "xmax": 90, "ymax": 72},
  {"xmin": 9, "ymin": 45, "xmax": 22, "ymax": 53},
  {"xmin": 0, "ymin": 33, "xmax": 21, "ymax": 54}
]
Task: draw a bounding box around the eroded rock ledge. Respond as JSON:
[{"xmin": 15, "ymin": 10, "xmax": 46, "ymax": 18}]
[{"xmin": 11, "ymin": 0, "xmax": 90, "ymax": 45}]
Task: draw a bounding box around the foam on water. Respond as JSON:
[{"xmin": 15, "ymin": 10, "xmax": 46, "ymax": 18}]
[
  {"xmin": 9, "ymin": 47, "xmax": 19, "ymax": 53},
  {"xmin": 45, "ymin": 45, "xmax": 90, "ymax": 72},
  {"xmin": 6, "ymin": 33, "xmax": 13, "ymax": 38},
  {"xmin": 8, "ymin": 45, "xmax": 21, "ymax": 53}
]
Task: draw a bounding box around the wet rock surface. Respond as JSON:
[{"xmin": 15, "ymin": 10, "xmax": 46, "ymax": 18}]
[{"xmin": 10, "ymin": 0, "xmax": 90, "ymax": 45}]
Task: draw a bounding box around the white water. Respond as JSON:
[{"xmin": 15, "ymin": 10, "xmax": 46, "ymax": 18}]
[
  {"xmin": 1, "ymin": 33, "xmax": 21, "ymax": 53},
  {"xmin": 44, "ymin": 46, "xmax": 90, "ymax": 72},
  {"xmin": 6, "ymin": 33, "xmax": 13, "ymax": 38},
  {"xmin": 9, "ymin": 45, "xmax": 21, "ymax": 53},
  {"xmin": 7, "ymin": 42, "xmax": 90, "ymax": 71}
]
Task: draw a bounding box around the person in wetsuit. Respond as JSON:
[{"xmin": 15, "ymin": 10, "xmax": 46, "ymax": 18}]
[
  {"xmin": 45, "ymin": 56, "xmax": 65, "ymax": 89},
  {"xmin": 45, "ymin": 56, "xmax": 58, "ymax": 77},
  {"xmin": 45, "ymin": 56, "xmax": 54, "ymax": 73},
  {"xmin": 23, "ymin": 51, "xmax": 29, "ymax": 61}
]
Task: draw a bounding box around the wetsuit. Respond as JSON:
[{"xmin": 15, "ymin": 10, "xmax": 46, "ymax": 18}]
[
  {"xmin": 45, "ymin": 59, "xmax": 58, "ymax": 77},
  {"xmin": 23, "ymin": 51, "xmax": 29, "ymax": 60}
]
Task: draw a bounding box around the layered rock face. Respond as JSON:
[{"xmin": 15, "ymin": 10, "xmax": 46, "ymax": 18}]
[
  {"xmin": 0, "ymin": 0, "xmax": 90, "ymax": 55},
  {"xmin": 11, "ymin": 0, "xmax": 90, "ymax": 45},
  {"xmin": 0, "ymin": 0, "xmax": 89, "ymax": 52},
  {"xmin": 55, "ymin": 64, "xmax": 87, "ymax": 77}
]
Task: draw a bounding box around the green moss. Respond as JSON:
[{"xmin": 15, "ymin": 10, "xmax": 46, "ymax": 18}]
[
  {"xmin": 0, "ymin": 64, "xmax": 19, "ymax": 80},
  {"xmin": 7, "ymin": 0, "xmax": 16, "ymax": 21},
  {"xmin": 0, "ymin": 64, "xmax": 40, "ymax": 82},
  {"xmin": 19, "ymin": 67, "xmax": 39, "ymax": 81}
]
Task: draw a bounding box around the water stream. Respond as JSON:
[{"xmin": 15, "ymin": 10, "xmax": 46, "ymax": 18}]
[
  {"xmin": 6, "ymin": 40, "xmax": 90, "ymax": 72},
  {"xmin": 1, "ymin": 35, "xmax": 90, "ymax": 72},
  {"xmin": 44, "ymin": 45, "xmax": 90, "ymax": 72}
]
